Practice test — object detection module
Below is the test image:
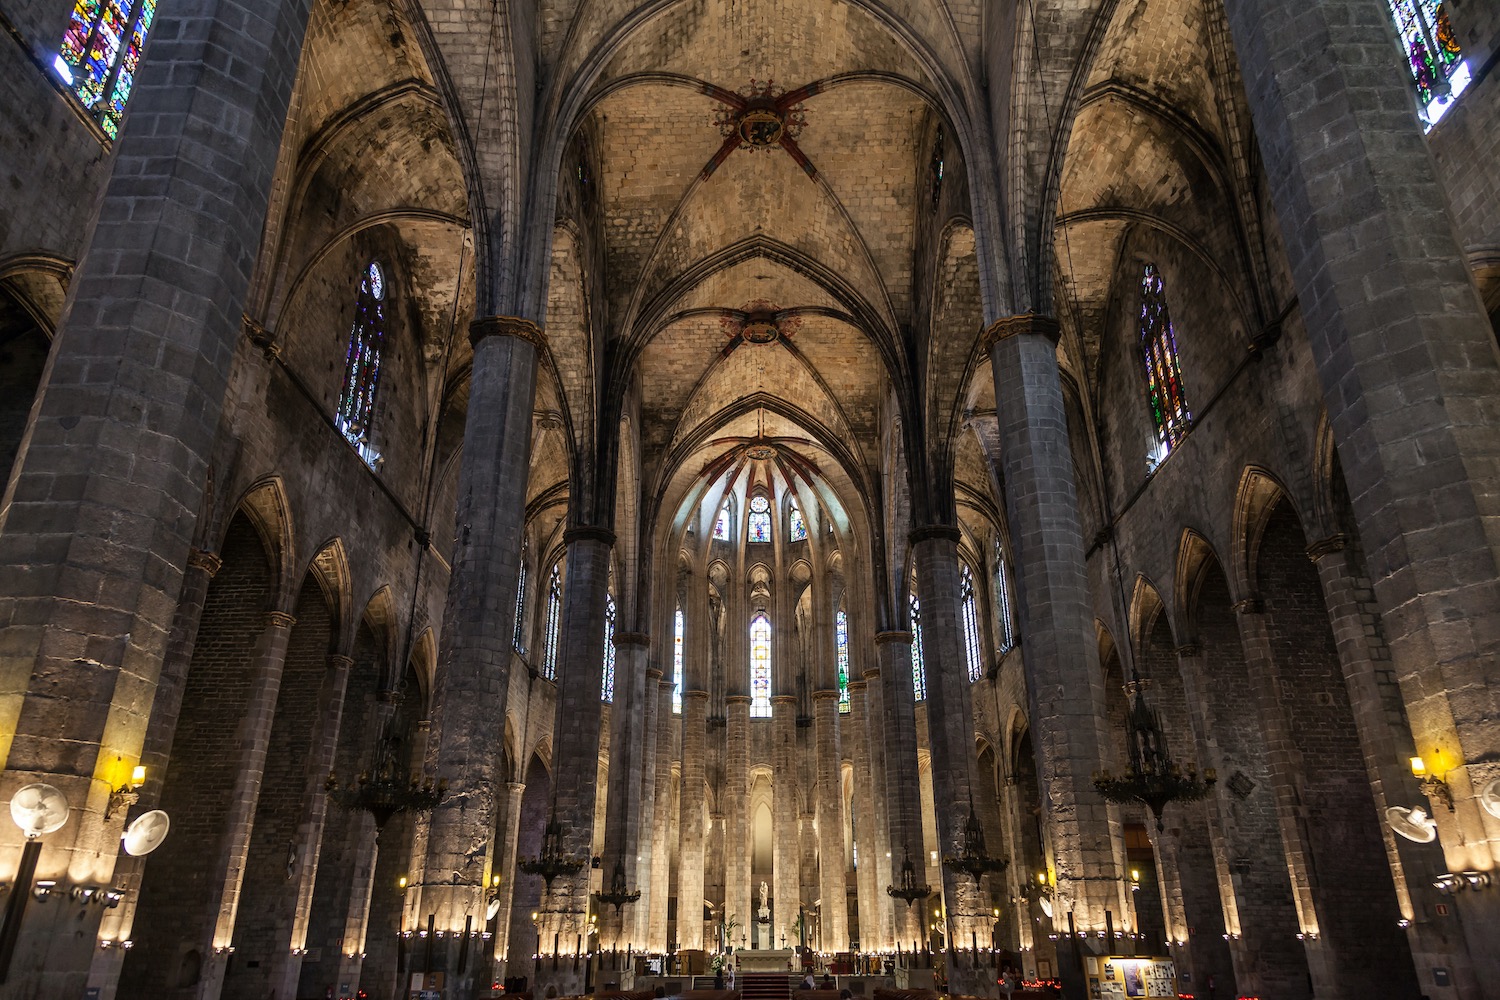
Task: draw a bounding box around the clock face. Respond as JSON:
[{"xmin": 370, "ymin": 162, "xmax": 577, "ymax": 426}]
[{"xmin": 739, "ymin": 109, "xmax": 785, "ymax": 147}]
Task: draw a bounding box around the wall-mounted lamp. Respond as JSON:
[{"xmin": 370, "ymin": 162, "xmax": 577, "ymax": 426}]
[
  {"xmin": 1410, "ymin": 755, "xmax": 1454, "ymax": 812},
  {"xmin": 30, "ymin": 881, "xmax": 55, "ymax": 902},
  {"xmin": 1130, "ymin": 869, "xmax": 1141, "ymax": 892},
  {"xmin": 1433, "ymin": 871, "xmax": 1492, "ymax": 895},
  {"xmin": 104, "ymin": 764, "xmax": 146, "ymax": 821}
]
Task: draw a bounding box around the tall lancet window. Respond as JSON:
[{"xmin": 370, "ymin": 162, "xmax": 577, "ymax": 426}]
[
  {"xmin": 1385, "ymin": 0, "xmax": 1469, "ymax": 127},
  {"xmin": 55, "ymin": 0, "xmax": 159, "ymax": 139},
  {"xmin": 336, "ymin": 261, "xmax": 388, "ymax": 468},
  {"xmin": 910, "ymin": 592, "xmax": 927, "ymax": 701},
  {"xmin": 994, "ymin": 537, "xmax": 1016, "ymax": 652},
  {"xmin": 961, "ymin": 565, "xmax": 984, "ymax": 682},
  {"xmin": 542, "ymin": 565, "xmax": 562, "ymax": 681},
  {"xmin": 836, "ymin": 606, "xmax": 851, "ymax": 713},
  {"xmin": 673, "ymin": 605, "xmax": 684, "ymax": 714},
  {"xmin": 748, "ymin": 494, "xmax": 772, "ymax": 543},
  {"xmin": 750, "ymin": 613, "xmax": 772, "ymax": 718},
  {"xmin": 1139, "ymin": 263, "xmax": 1191, "ymax": 454},
  {"xmin": 513, "ymin": 558, "xmax": 527, "ymax": 650},
  {"xmin": 601, "ymin": 594, "xmax": 617, "ymax": 703},
  {"xmin": 789, "ymin": 500, "xmax": 808, "ymax": 542},
  {"xmin": 714, "ymin": 501, "xmax": 731, "ymax": 541}
]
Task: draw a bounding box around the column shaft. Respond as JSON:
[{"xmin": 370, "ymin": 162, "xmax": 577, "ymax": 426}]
[
  {"xmin": 724, "ymin": 697, "xmax": 751, "ymax": 945},
  {"xmin": 846, "ymin": 680, "xmax": 879, "ymax": 951},
  {"xmin": 813, "ymin": 691, "xmax": 847, "ymax": 952},
  {"xmin": 772, "ymin": 696, "xmax": 800, "ymax": 950},
  {"xmin": 602, "ymin": 635, "xmax": 651, "ymax": 949},
  {"xmin": 493, "ymin": 781, "xmax": 527, "ymax": 968},
  {"xmin": 678, "ymin": 691, "xmax": 709, "ymax": 951},
  {"xmin": 859, "ymin": 668, "xmax": 896, "ymax": 953},
  {"xmin": 632, "ymin": 666, "xmax": 663, "ymax": 948},
  {"xmin": 875, "ymin": 633, "xmax": 925, "ymax": 951},
  {"xmin": 646, "ymin": 678, "xmax": 675, "ymax": 951}
]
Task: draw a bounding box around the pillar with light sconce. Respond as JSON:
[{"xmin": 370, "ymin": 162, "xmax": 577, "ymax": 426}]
[
  {"xmin": 104, "ymin": 762, "xmax": 147, "ymax": 821},
  {"xmin": 1409, "ymin": 754, "xmax": 1454, "ymax": 811},
  {"xmin": 0, "ymin": 784, "xmax": 70, "ymax": 982}
]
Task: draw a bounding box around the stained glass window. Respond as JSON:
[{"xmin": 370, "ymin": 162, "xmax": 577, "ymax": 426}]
[
  {"xmin": 513, "ymin": 559, "xmax": 527, "ymax": 650},
  {"xmin": 542, "ymin": 565, "xmax": 562, "ymax": 681},
  {"xmin": 789, "ymin": 501, "xmax": 808, "ymax": 542},
  {"xmin": 750, "ymin": 613, "xmax": 772, "ymax": 717},
  {"xmin": 1139, "ymin": 264, "xmax": 1191, "ymax": 453},
  {"xmin": 995, "ymin": 538, "xmax": 1016, "ymax": 652},
  {"xmin": 673, "ymin": 605, "xmax": 684, "ymax": 714},
  {"xmin": 836, "ymin": 607, "xmax": 851, "ymax": 713},
  {"xmin": 55, "ymin": 0, "xmax": 158, "ymax": 140},
  {"xmin": 748, "ymin": 494, "xmax": 772, "ymax": 543},
  {"xmin": 336, "ymin": 261, "xmax": 387, "ymax": 468},
  {"xmin": 601, "ymin": 594, "xmax": 617, "ymax": 703},
  {"xmin": 961, "ymin": 565, "xmax": 984, "ymax": 682},
  {"xmin": 714, "ymin": 502, "xmax": 731, "ymax": 541},
  {"xmin": 910, "ymin": 593, "xmax": 926, "ymax": 701},
  {"xmin": 930, "ymin": 125, "xmax": 945, "ymax": 207},
  {"xmin": 1386, "ymin": 0, "xmax": 1470, "ymax": 128}
]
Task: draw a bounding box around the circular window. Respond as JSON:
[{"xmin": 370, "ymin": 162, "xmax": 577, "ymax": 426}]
[{"xmin": 367, "ymin": 261, "xmax": 385, "ymax": 300}]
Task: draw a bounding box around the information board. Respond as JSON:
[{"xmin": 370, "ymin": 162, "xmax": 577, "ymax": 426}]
[{"xmin": 1084, "ymin": 956, "xmax": 1177, "ymax": 1000}]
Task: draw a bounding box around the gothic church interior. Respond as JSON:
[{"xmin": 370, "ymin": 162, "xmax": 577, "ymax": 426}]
[{"xmin": 0, "ymin": 0, "xmax": 1498, "ymax": 998}]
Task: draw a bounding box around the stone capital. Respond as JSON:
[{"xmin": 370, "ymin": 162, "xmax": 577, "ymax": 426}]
[
  {"xmin": 771, "ymin": 694, "xmax": 797, "ymax": 705},
  {"xmin": 1233, "ymin": 597, "xmax": 1264, "ymax": 615},
  {"xmin": 981, "ymin": 312, "xmax": 1061, "ymax": 352},
  {"xmin": 612, "ymin": 631, "xmax": 649, "ymax": 648},
  {"xmin": 726, "ymin": 695, "xmax": 752, "ymax": 706},
  {"xmin": 1174, "ymin": 644, "xmax": 1202, "ymax": 658},
  {"xmin": 262, "ymin": 610, "xmax": 297, "ymax": 630},
  {"xmin": 862, "ymin": 667, "xmax": 881, "ymax": 680},
  {"xmin": 326, "ymin": 654, "xmax": 356, "ymax": 670},
  {"xmin": 908, "ymin": 524, "xmax": 962, "ymax": 546},
  {"xmin": 187, "ymin": 547, "xmax": 223, "ymax": 577},
  {"xmin": 1305, "ymin": 534, "xmax": 1347, "ymax": 560},
  {"xmin": 847, "ymin": 678, "xmax": 868, "ymax": 692},
  {"xmin": 242, "ymin": 312, "xmax": 280, "ymax": 360},
  {"xmin": 562, "ymin": 525, "xmax": 616, "ymax": 547},
  {"xmin": 469, "ymin": 314, "xmax": 545, "ymax": 350},
  {"xmin": 683, "ymin": 689, "xmax": 710, "ymax": 702},
  {"xmin": 812, "ymin": 689, "xmax": 841, "ymax": 702},
  {"xmin": 875, "ymin": 630, "xmax": 914, "ymax": 646},
  {"xmin": 645, "ymin": 667, "xmax": 663, "ymax": 680}
]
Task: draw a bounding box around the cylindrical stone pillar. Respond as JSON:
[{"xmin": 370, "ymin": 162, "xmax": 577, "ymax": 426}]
[
  {"xmin": 631, "ymin": 665, "xmax": 663, "ymax": 948},
  {"xmin": 771, "ymin": 695, "xmax": 800, "ymax": 952},
  {"xmin": 492, "ymin": 781, "xmax": 527, "ymax": 969},
  {"xmin": 678, "ymin": 690, "xmax": 710, "ymax": 951},
  {"xmin": 846, "ymin": 678, "xmax": 880, "ymax": 952},
  {"xmin": 858, "ymin": 666, "xmax": 897, "ymax": 953},
  {"xmin": 601, "ymin": 632, "xmax": 651, "ymax": 950},
  {"xmin": 812, "ymin": 689, "xmax": 848, "ymax": 953},
  {"xmin": 646, "ymin": 675, "xmax": 675, "ymax": 952},
  {"xmin": 874, "ymin": 631, "xmax": 925, "ymax": 952},
  {"xmin": 724, "ymin": 695, "xmax": 751, "ymax": 947}
]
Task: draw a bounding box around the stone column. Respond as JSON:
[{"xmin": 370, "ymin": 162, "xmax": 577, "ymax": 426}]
[
  {"xmin": 534, "ymin": 527, "xmax": 614, "ymax": 995},
  {"xmin": 600, "ymin": 633, "xmax": 650, "ymax": 951},
  {"xmin": 492, "ymin": 781, "xmax": 526, "ymax": 969},
  {"xmin": 724, "ymin": 696, "xmax": 752, "ymax": 945},
  {"xmin": 813, "ymin": 690, "xmax": 848, "ymax": 952},
  {"xmin": 846, "ymin": 678, "xmax": 880, "ymax": 951},
  {"xmin": 413, "ymin": 317, "xmax": 541, "ymax": 984},
  {"xmin": 631, "ymin": 666, "xmax": 663, "ymax": 948},
  {"xmin": 874, "ymin": 632, "xmax": 926, "ymax": 952},
  {"xmin": 678, "ymin": 690, "xmax": 710, "ymax": 951},
  {"xmin": 772, "ymin": 695, "xmax": 801, "ymax": 951},
  {"xmin": 646, "ymin": 676, "xmax": 675, "ymax": 952},
  {"xmin": 335, "ymin": 819, "xmax": 379, "ymax": 996},
  {"xmin": 1308, "ymin": 537, "xmax": 1475, "ymax": 993},
  {"xmin": 1222, "ymin": 0, "xmax": 1500, "ymax": 989},
  {"xmin": 859, "ymin": 667, "xmax": 897, "ymax": 953},
  {"xmin": 985, "ymin": 315, "xmax": 1125, "ymax": 938}
]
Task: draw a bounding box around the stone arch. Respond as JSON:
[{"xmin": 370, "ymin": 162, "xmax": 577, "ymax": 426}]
[
  {"xmin": 1230, "ymin": 465, "xmax": 1295, "ymax": 602},
  {"xmin": 226, "ymin": 477, "xmax": 296, "ymax": 607}
]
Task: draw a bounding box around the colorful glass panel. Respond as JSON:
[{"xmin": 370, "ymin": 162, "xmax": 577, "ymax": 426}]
[
  {"xmin": 910, "ymin": 593, "xmax": 926, "ymax": 701},
  {"xmin": 748, "ymin": 494, "xmax": 772, "ymax": 543},
  {"xmin": 1139, "ymin": 263, "xmax": 1191, "ymax": 452},
  {"xmin": 513, "ymin": 560, "xmax": 527, "ymax": 650},
  {"xmin": 55, "ymin": 0, "xmax": 158, "ymax": 139},
  {"xmin": 750, "ymin": 613, "xmax": 772, "ymax": 717},
  {"xmin": 714, "ymin": 503, "xmax": 731, "ymax": 540},
  {"xmin": 995, "ymin": 538, "xmax": 1016, "ymax": 652},
  {"xmin": 602, "ymin": 594, "xmax": 617, "ymax": 703},
  {"xmin": 543, "ymin": 565, "xmax": 562, "ymax": 681},
  {"xmin": 1386, "ymin": 0, "xmax": 1470, "ymax": 127},
  {"xmin": 790, "ymin": 502, "xmax": 808, "ymax": 542},
  {"xmin": 337, "ymin": 262, "xmax": 387, "ymax": 467},
  {"xmin": 836, "ymin": 608, "xmax": 851, "ymax": 713},
  {"xmin": 673, "ymin": 606, "xmax": 684, "ymax": 714},
  {"xmin": 961, "ymin": 565, "xmax": 984, "ymax": 682}
]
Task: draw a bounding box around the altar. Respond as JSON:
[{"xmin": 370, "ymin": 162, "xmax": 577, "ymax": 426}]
[{"xmin": 736, "ymin": 948, "xmax": 797, "ymax": 973}]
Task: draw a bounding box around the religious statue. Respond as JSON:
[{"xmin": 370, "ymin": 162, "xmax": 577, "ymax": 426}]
[{"xmin": 758, "ymin": 880, "xmax": 771, "ymax": 923}]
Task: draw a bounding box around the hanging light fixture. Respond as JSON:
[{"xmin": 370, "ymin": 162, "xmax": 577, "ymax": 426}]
[
  {"xmin": 518, "ymin": 805, "xmax": 587, "ymax": 891},
  {"xmin": 886, "ymin": 844, "xmax": 932, "ymax": 906},
  {"xmin": 327, "ymin": 733, "xmax": 445, "ymax": 830},
  {"xmin": 1093, "ymin": 678, "xmax": 1215, "ymax": 832},
  {"xmin": 595, "ymin": 859, "xmax": 641, "ymax": 912},
  {"xmin": 942, "ymin": 797, "xmax": 1008, "ymax": 881}
]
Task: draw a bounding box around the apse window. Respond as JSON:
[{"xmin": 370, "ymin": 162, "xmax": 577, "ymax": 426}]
[
  {"xmin": 513, "ymin": 559, "xmax": 527, "ymax": 650},
  {"xmin": 542, "ymin": 565, "xmax": 562, "ymax": 681},
  {"xmin": 748, "ymin": 494, "xmax": 772, "ymax": 543},
  {"xmin": 910, "ymin": 592, "xmax": 927, "ymax": 701},
  {"xmin": 1139, "ymin": 263, "xmax": 1191, "ymax": 470},
  {"xmin": 55, "ymin": 0, "xmax": 158, "ymax": 139},
  {"xmin": 673, "ymin": 605, "xmax": 684, "ymax": 714},
  {"xmin": 750, "ymin": 613, "xmax": 773, "ymax": 717},
  {"xmin": 336, "ymin": 261, "xmax": 387, "ymax": 469},
  {"xmin": 601, "ymin": 594, "xmax": 616, "ymax": 703},
  {"xmin": 994, "ymin": 538, "xmax": 1017, "ymax": 653},
  {"xmin": 1386, "ymin": 0, "xmax": 1470, "ymax": 128},
  {"xmin": 714, "ymin": 502, "xmax": 732, "ymax": 541},
  {"xmin": 789, "ymin": 500, "xmax": 808, "ymax": 542},
  {"xmin": 961, "ymin": 565, "xmax": 984, "ymax": 682},
  {"xmin": 836, "ymin": 606, "xmax": 851, "ymax": 713}
]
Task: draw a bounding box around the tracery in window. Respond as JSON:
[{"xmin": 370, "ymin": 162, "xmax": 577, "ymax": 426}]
[
  {"xmin": 748, "ymin": 494, "xmax": 772, "ymax": 543},
  {"xmin": 750, "ymin": 613, "xmax": 772, "ymax": 717},
  {"xmin": 336, "ymin": 261, "xmax": 387, "ymax": 468},
  {"xmin": 513, "ymin": 559, "xmax": 527, "ymax": 650},
  {"xmin": 836, "ymin": 607, "xmax": 851, "ymax": 713},
  {"xmin": 542, "ymin": 565, "xmax": 562, "ymax": 682},
  {"xmin": 961, "ymin": 565, "xmax": 984, "ymax": 683},
  {"xmin": 601, "ymin": 594, "xmax": 616, "ymax": 702},
  {"xmin": 910, "ymin": 592, "xmax": 926, "ymax": 701},
  {"xmin": 714, "ymin": 502, "xmax": 732, "ymax": 541},
  {"xmin": 673, "ymin": 605, "xmax": 684, "ymax": 714},
  {"xmin": 1139, "ymin": 263, "xmax": 1191, "ymax": 455},
  {"xmin": 789, "ymin": 500, "xmax": 808, "ymax": 542},
  {"xmin": 55, "ymin": 0, "xmax": 159, "ymax": 139},
  {"xmin": 1386, "ymin": 0, "xmax": 1470, "ymax": 127},
  {"xmin": 994, "ymin": 538, "xmax": 1016, "ymax": 652}
]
